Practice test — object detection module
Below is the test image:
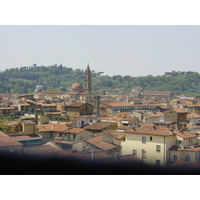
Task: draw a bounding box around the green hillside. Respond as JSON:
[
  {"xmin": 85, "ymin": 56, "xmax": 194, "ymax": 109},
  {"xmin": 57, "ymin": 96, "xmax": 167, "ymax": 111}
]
[{"xmin": 0, "ymin": 65, "xmax": 200, "ymax": 97}]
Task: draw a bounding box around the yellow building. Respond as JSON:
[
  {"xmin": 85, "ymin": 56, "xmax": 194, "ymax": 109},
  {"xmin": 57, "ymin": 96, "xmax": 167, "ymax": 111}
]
[
  {"xmin": 0, "ymin": 120, "xmax": 36, "ymax": 135},
  {"xmin": 121, "ymin": 123, "xmax": 200, "ymax": 166}
]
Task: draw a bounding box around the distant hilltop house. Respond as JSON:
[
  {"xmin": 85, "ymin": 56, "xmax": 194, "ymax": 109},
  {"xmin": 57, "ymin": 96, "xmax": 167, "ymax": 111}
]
[
  {"xmin": 34, "ymin": 64, "xmax": 93, "ymax": 102},
  {"xmin": 164, "ymin": 72, "xmax": 178, "ymax": 77},
  {"xmin": 164, "ymin": 71, "xmax": 194, "ymax": 77}
]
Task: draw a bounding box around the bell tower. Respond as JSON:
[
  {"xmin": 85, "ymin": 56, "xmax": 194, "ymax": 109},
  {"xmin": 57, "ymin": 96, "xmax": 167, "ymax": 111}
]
[{"xmin": 84, "ymin": 63, "xmax": 92, "ymax": 93}]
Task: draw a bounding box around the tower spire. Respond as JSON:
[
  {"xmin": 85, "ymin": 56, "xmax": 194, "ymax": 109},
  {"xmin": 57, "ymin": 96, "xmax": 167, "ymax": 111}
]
[
  {"xmin": 84, "ymin": 63, "xmax": 92, "ymax": 93},
  {"xmin": 86, "ymin": 62, "xmax": 90, "ymax": 72}
]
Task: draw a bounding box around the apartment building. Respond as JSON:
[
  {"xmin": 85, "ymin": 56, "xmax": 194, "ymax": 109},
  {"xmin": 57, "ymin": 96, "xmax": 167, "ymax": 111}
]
[{"xmin": 121, "ymin": 123, "xmax": 200, "ymax": 166}]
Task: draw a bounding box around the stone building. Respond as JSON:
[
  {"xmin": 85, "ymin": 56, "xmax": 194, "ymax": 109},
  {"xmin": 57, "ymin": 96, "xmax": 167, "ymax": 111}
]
[
  {"xmin": 164, "ymin": 108, "xmax": 188, "ymax": 130},
  {"xmin": 65, "ymin": 102, "xmax": 94, "ymax": 117}
]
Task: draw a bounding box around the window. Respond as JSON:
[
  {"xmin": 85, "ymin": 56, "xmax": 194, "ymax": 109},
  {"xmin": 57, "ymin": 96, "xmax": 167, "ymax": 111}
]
[
  {"xmin": 142, "ymin": 150, "xmax": 146, "ymax": 159},
  {"xmin": 176, "ymin": 140, "xmax": 182, "ymax": 145},
  {"xmin": 150, "ymin": 136, "xmax": 152, "ymax": 141},
  {"xmin": 156, "ymin": 160, "xmax": 160, "ymax": 166},
  {"xmin": 156, "ymin": 145, "xmax": 161, "ymax": 152},
  {"xmin": 81, "ymin": 121, "xmax": 84, "ymax": 126},
  {"xmin": 142, "ymin": 137, "xmax": 146, "ymax": 144},
  {"xmin": 174, "ymin": 155, "xmax": 178, "ymax": 162},
  {"xmin": 185, "ymin": 154, "xmax": 190, "ymax": 161},
  {"xmin": 133, "ymin": 150, "xmax": 137, "ymax": 156},
  {"xmin": 73, "ymin": 134, "xmax": 76, "ymax": 139}
]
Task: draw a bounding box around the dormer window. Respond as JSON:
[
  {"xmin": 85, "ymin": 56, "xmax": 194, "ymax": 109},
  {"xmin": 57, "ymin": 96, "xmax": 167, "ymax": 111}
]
[{"xmin": 176, "ymin": 140, "xmax": 182, "ymax": 145}]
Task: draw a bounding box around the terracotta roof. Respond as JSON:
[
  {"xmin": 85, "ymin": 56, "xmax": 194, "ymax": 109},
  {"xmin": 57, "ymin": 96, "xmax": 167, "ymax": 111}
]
[
  {"xmin": 99, "ymin": 115, "xmax": 117, "ymax": 121},
  {"xmin": 10, "ymin": 105, "xmax": 18, "ymax": 107},
  {"xmin": 84, "ymin": 122, "xmax": 115, "ymax": 131},
  {"xmin": 125, "ymin": 123, "xmax": 175, "ymax": 137},
  {"xmin": 156, "ymin": 112, "xmax": 164, "ymax": 116},
  {"xmin": 173, "ymin": 129, "xmax": 196, "ymax": 139},
  {"xmin": 64, "ymin": 128, "xmax": 85, "ymax": 134},
  {"xmin": 65, "ymin": 122, "xmax": 73, "ymax": 126},
  {"xmin": 109, "ymin": 131, "xmax": 126, "ymax": 140},
  {"xmin": 117, "ymin": 116, "xmax": 137, "ymax": 121},
  {"xmin": 37, "ymin": 123, "xmax": 69, "ymax": 133},
  {"xmin": 172, "ymin": 108, "xmax": 188, "ymax": 113},
  {"xmin": 169, "ymin": 145, "xmax": 200, "ymax": 152},
  {"xmin": 169, "ymin": 160, "xmax": 200, "ymax": 169},
  {"xmin": 117, "ymin": 154, "xmax": 144, "ymax": 163},
  {"xmin": 187, "ymin": 114, "xmax": 200, "ymax": 119},
  {"xmin": 0, "ymin": 121, "xmax": 21, "ymax": 126},
  {"xmin": 0, "ymin": 131, "xmax": 23, "ymax": 147},
  {"xmin": 54, "ymin": 140, "xmax": 74, "ymax": 144},
  {"xmin": 84, "ymin": 135, "xmax": 118, "ymax": 151},
  {"xmin": 186, "ymin": 124, "xmax": 200, "ymax": 129},
  {"xmin": 0, "ymin": 107, "xmax": 16, "ymax": 110}
]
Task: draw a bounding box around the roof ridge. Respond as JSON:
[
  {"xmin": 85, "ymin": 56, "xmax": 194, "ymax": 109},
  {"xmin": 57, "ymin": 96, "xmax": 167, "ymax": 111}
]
[
  {"xmin": 159, "ymin": 126, "xmax": 169, "ymax": 136},
  {"xmin": 51, "ymin": 124, "xmax": 54, "ymax": 131}
]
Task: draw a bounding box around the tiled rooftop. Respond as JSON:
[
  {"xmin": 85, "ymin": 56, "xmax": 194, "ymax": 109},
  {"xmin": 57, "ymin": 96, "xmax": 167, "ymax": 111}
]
[
  {"xmin": 84, "ymin": 122, "xmax": 115, "ymax": 130},
  {"xmin": 84, "ymin": 135, "xmax": 118, "ymax": 151},
  {"xmin": 0, "ymin": 131, "xmax": 23, "ymax": 147},
  {"xmin": 37, "ymin": 123, "xmax": 70, "ymax": 133}
]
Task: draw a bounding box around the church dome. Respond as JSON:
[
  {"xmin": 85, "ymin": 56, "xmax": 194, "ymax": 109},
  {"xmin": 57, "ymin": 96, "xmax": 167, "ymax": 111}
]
[
  {"xmin": 71, "ymin": 78, "xmax": 83, "ymax": 92},
  {"xmin": 71, "ymin": 82, "xmax": 83, "ymax": 90}
]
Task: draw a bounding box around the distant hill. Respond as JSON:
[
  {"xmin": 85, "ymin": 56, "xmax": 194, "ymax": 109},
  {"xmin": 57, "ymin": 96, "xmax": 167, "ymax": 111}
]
[
  {"xmin": 0, "ymin": 66, "xmax": 200, "ymax": 97},
  {"xmin": 0, "ymin": 70, "xmax": 4, "ymax": 73}
]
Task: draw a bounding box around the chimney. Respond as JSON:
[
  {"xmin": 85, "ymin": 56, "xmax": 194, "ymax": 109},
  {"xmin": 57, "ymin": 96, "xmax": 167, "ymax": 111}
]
[
  {"xmin": 70, "ymin": 149, "xmax": 77, "ymax": 153},
  {"xmin": 169, "ymin": 129, "xmax": 173, "ymax": 134},
  {"xmin": 132, "ymin": 126, "xmax": 136, "ymax": 131},
  {"xmin": 180, "ymin": 129, "xmax": 183, "ymax": 134}
]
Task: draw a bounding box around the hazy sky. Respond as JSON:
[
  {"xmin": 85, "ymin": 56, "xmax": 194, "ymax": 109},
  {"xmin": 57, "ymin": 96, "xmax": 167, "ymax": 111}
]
[{"xmin": 0, "ymin": 25, "xmax": 200, "ymax": 77}]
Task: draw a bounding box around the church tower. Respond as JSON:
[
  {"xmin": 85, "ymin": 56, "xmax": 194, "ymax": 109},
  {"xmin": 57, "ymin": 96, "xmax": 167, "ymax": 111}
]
[{"xmin": 84, "ymin": 63, "xmax": 92, "ymax": 93}]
